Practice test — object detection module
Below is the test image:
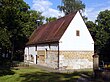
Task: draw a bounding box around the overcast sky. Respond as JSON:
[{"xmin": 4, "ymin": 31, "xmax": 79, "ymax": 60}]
[{"xmin": 24, "ymin": 0, "xmax": 110, "ymax": 22}]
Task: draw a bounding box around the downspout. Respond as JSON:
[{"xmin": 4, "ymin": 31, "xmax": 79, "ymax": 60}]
[{"xmin": 58, "ymin": 42, "xmax": 60, "ymax": 69}]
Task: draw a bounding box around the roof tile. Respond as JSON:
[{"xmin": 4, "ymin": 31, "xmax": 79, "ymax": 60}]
[{"xmin": 27, "ymin": 12, "xmax": 77, "ymax": 45}]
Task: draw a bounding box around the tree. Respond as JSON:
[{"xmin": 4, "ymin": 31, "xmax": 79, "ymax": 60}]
[
  {"xmin": 45, "ymin": 17, "xmax": 57, "ymax": 23},
  {"xmin": 86, "ymin": 10, "xmax": 110, "ymax": 61},
  {"xmin": 86, "ymin": 10, "xmax": 110, "ymax": 62},
  {"xmin": 0, "ymin": 28, "xmax": 11, "ymax": 58},
  {"xmin": 86, "ymin": 21, "xmax": 96, "ymax": 40},
  {"xmin": 0, "ymin": 0, "xmax": 31, "ymax": 61},
  {"xmin": 57, "ymin": 0, "xmax": 85, "ymax": 15},
  {"xmin": 22, "ymin": 10, "xmax": 44, "ymax": 38},
  {"xmin": 0, "ymin": 0, "xmax": 44, "ymax": 62},
  {"xmin": 93, "ymin": 10, "xmax": 110, "ymax": 61}
]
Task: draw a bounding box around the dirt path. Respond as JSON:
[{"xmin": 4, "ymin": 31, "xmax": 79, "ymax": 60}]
[{"xmin": 30, "ymin": 64, "xmax": 75, "ymax": 73}]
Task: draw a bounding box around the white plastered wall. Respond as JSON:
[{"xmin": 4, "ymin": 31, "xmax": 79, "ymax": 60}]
[
  {"xmin": 24, "ymin": 44, "xmax": 58, "ymax": 65},
  {"xmin": 37, "ymin": 44, "xmax": 58, "ymax": 51},
  {"xmin": 59, "ymin": 11, "xmax": 94, "ymax": 51},
  {"xmin": 24, "ymin": 46, "xmax": 36, "ymax": 64}
]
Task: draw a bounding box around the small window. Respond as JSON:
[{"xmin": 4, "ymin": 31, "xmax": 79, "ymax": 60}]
[{"xmin": 76, "ymin": 30, "xmax": 80, "ymax": 36}]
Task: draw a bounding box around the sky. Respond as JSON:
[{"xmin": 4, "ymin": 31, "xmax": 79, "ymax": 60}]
[{"xmin": 24, "ymin": 0, "xmax": 110, "ymax": 22}]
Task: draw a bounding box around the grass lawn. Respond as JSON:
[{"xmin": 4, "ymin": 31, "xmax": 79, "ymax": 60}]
[{"xmin": 0, "ymin": 66, "xmax": 93, "ymax": 82}]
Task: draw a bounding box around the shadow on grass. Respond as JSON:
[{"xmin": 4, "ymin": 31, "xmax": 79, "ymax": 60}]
[
  {"xmin": 0, "ymin": 60, "xmax": 15, "ymax": 76},
  {"xmin": 20, "ymin": 71, "xmax": 82, "ymax": 82},
  {"xmin": 0, "ymin": 68, "xmax": 15, "ymax": 76}
]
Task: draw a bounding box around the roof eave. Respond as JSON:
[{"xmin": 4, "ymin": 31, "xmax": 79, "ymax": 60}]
[{"xmin": 26, "ymin": 41, "xmax": 59, "ymax": 47}]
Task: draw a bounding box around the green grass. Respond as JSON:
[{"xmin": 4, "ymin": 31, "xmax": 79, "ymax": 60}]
[{"xmin": 0, "ymin": 67, "xmax": 92, "ymax": 82}]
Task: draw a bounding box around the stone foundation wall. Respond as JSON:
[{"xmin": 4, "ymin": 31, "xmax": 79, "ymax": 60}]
[
  {"xmin": 59, "ymin": 51, "xmax": 94, "ymax": 70},
  {"xmin": 46, "ymin": 50, "xmax": 58, "ymax": 69},
  {"xmin": 35, "ymin": 50, "xmax": 94, "ymax": 70}
]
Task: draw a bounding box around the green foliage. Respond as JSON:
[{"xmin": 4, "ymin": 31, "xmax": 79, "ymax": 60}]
[
  {"xmin": 95, "ymin": 10, "xmax": 110, "ymax": 61},
  {"xmin": 0, "ymin": 28, "xmax": 11, "ymax": 49},
  {"xmin": 96, "ymin": 10, "xmax": 110, "ymax": 33},
  {"xmin": 45, "ymin": 17, "xmax": 57, "ymax": 23},
  {"xmin": 0, "ymin": 0, "xmax": 44, "ymax": 61},
  {"xmin": 86, "ymin": 21, "xmax": 97, "ymax": 40},
  {"xmin": 95, "ymin": 10, "xmax": 110, "ymax": 53},
  {"xmin": 87, "ymin": 10, "xmax": 110, "ymax": 61},
  {"xmin": 57, "ymin": 0, "xmax": 85, "ymax": 15},
  {"xmin": 22, "ymin": 10, "xmax": 44, "ymax": 38},
  {"xmin": 0, "ymin": 0, "xmax": 29, "ymax": 44}
]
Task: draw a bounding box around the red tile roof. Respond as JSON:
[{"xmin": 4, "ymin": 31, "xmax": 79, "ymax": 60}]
[{"xmin": 27, "ymin": 12, "xmax": 77, "ymax": 45}]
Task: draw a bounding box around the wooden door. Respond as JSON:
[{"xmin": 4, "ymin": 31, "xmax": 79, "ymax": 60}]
[{"xmin": 37, "ymin": 50, "xmax": 45, "ymax": 64}]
